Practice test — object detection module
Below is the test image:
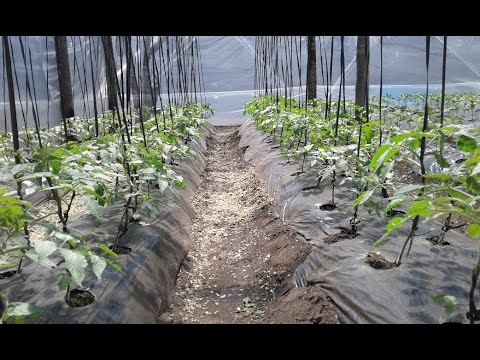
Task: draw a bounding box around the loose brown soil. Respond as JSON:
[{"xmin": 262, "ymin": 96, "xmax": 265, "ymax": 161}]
[
  {"xmin": 265, "ymin": 285, "xmax": 339, "ymax": 324},
  {"xmin": 109, "ymin": 245, "xmax": 132, "ymax": 255},
  {"xmin": 159, "ymin": 126, "xmax": 338, "ymax": 324},
  {"xmin": 324, "ymin": 230, "xmax": 357, "ymax": 244},
  {"xmin": 393, "ymin": 160, "xmax": 423, "ymax": 184},
  {"xmin": 433, "ymin": 214, "xmax": 475, "ymax": 244},
  {"xmin": 0, "ymin": 270, "xmax": 17, "ymax": 279},
  {"xmin": 319, "ymin": 203, "xmax": 337, "ymax": 211},
  {"xmin": 426, "ymin": 234, "xmax": 451, "ymax": 246},
  {"xmin": 65, "ymin": 289, "xmax": 95, "ymax": 307},
  {"xmin": 366, "ymin": 253, "xmax": 396, "ymax": 270}
]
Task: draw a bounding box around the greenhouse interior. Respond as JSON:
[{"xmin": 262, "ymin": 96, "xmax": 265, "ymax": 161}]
[{"xmin": 1, "ymin": 35, "xmax": 480, "ymax": 324}]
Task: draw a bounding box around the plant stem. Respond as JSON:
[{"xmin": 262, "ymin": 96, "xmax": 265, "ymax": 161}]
[
  {"xmin": 296, "ymin": 133, "xmax": 302, "ymax": 151},
  {"xmin": 331, "ymin": 170, "xmax": 336, "ymax": 206},
  {"xmin": 45, "ymin": 177, "xmax": 67, "ymax": 232},
  {"xmin": 65, "ymin": 273, "xmax": 71, "ymax": 303},
  {"xmin": 381, "ymin": 179, "xmax": 389, "ymax": 198},
  {"xmin": 396, "ymin": 215, "xmax": 419, "ymax": 266},
  {"xmin": 439, "ymin": 207, "xmax": 453, "ymax": 244},
  {"xmin": 468, "ymin": 251, "xmax": 480, "ymax": 324},
  {"xmin": 63, "ymin": 191, "xmax": 76, "ymax": 224},
  {"xmin": 0, "ymin": 246, "xmax": 31, "ymax": 256},
  {"xmin": 112, "ymin": 198, "xmax": 132, "ymax": 252},
  {"xmin": 396, "ymin": 38, "xmax": 430, "ymax": 266},
  {"xmin": 15, "ymin": 176, "xmax": 29, "ymax": 274}
]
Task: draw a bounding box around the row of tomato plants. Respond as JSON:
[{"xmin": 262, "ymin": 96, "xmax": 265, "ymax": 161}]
[
  {"xmin": 0, "ymin": 102, "xmax": 213, "ymax": 323},
  {"xmin": 244, "ymin": 93, "xmax": 480, "ymax": 322}
]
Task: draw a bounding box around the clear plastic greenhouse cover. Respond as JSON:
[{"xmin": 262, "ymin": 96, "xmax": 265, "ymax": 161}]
[{"xmin": 2, "ymin": 36, "xmax": 480, "ymax": 131}]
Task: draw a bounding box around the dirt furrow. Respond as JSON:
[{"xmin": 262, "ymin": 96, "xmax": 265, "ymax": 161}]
[{"xmin": 159, "ymin": 126, "xmax": 338, "ymax": 324}]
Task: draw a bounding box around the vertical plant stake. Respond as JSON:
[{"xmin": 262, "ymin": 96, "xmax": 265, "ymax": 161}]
[
  {"xmin": 2, "ymin": 36, "xmax": 30, "ymax": 273},
  {"xmin": 351, "ymin": 36, "xmax": 370, "ymax": 236},
  {"xmin": 395, "ymin": 36, "xmax": 431, "ymax": 266}
]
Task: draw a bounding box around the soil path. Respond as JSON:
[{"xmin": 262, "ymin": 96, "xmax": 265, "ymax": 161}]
[{"xmin": 160, "ymin": 126, "xmax": 338, "ymax": 324}]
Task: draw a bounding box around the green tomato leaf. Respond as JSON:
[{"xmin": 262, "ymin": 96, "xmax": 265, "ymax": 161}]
[
  {"xmin": 18, "ymin": 172, "xmax": 56, "ymax": 182},
  {"xmin": 90, "ymin": 255, "xmax": 107, "ymax": 280},
  {"xmin": 354, "ymin": 188, "xmax": 375, "ymax": 208},
  {"xmin": 410, "ymin": 138, "xmax": 421, "ymax": 152},
  {"xmin": 384, "ymin": 198, "xmax": 407, "ymax": 214},
  {"xmin": 370, "ymin": 216, "xmax": 408, "ymax": 251},
  {"xmin": 386, "ymin": 216, "xmax": 405, "ymax": 231},
  {"xmin": 467, "ymin": 223, "xmax": 480, "ymax": 237},
  {"xmin": 105, "ymin": 258, "xmax": 125, "ymax": 275},
  {"xmin": 407, "ymin": 199, "xmax": 431, "ymax": 218},
  {"xmin": 392, "ymin": 131, "xmax": 434, "ymax": 143},
  {"xmin": 98, "ymin": 245, "xmax": 118, "ymax": 258},
  {"xmin": 466, "ymin": 176, "xmax": 480, "ymax": 194},
  {"xmin": 158, "ymin": 180, "xmax": 169, "ymax": 193},
  {"xmin": 384, "ymin": 147, "xmax": 400, "ymax": 166},
  {"xmin": 12, "ymin": 235, "xmax": 28, "ymax": 247},
  {"xmin": 52, "ymin": 231, "xmax": 78, "ymax": 243},
  {"xmin": 58, "ymin": 249, "xmax": 87, "ymax": 287},
  {"xmin": 6, "ymin": 302, "xmax": 42, "ymax": 317},
  {"xmin": 83, "ymin": 186, "xmax": 105, "ymax": 202},
  {"xmin": 434, "ymin": 153, "xmax": 449, "ymax": 169},
  {"xmin": 71, "ymin": 248, "xmax": 86, "ymax": 259},
  {"xmin": 40, "ymin": 185, "xmax": 68, "ymax": 192},
  {"xmin": 26, "ymin": 240, "xmax": 58, "ymax": 268},
  {"xmin": 304, "ymin": 144, "xmax": 314, "ymax": 152},
  {"xmin": 471, "ymin": 162, "xmax": 480, "ymax": 176},
  {"xmin": 441, "ymin": 125, "xmax": 456, "ymax": 132},
  {"xmin": 444, "ymin": 188, "xmax": 469, "ymax": 201},
  {"xmin": 33, "ymin": 162, "xmax": 44, "ymax": 173},
  {"xmin": 433, "ymin": 294, "xmax": 458, "ymax": 315},
  {"xmin": 458, "ymin": 135, "xmax": 477, "ymax": 153},
  {"xmin": 50, "ymin": 160, "xmax": 61, "ymax": 174},
  {"xmin": 57, "ymin": 273, "xmax": 71, "ymax": 292},
  {"xmin": 0, "ymin": 261, "xmax": 18, "ymax": 270},
  {"xmin": 422, "ymin": 173, "xmax": 451, "ymax": 182},
  {"xmin": 369, "ymin": 144, "xmax": 391, "ymax": 170},
  {"xmin": 67, "ymin": 239, "xmax": 80, "ymax": 248},
  {"xmin": 394, "ymin": 184, "xmax": 426, "ymax": 197},
  {"xmin": 10, "ymin": 164, "xmax": 30, "ymax": 176}
]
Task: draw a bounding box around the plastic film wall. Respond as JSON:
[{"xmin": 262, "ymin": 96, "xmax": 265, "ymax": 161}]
[{"xmin": 3, "ymin": 36, "xmax": 480, "ymax": 131}]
